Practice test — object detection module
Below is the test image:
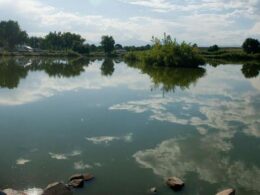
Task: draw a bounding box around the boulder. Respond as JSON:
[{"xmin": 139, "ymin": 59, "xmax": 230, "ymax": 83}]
[
  {"xmin": 43, "ymin": 182, "xmax": 72, "ymax": 195},
  {"xmin": 166, "ymin": 177, "xmax": 184, "ymax": 191},
  {"xmin": 216, "ymin": 188, "xmax": 236, "ymax": 195},
  {"xmin": 83, "ymin": 173, "xmax": 94, "ymax": 181},
  {"xmin": 2, "ymin": 189, "xmax": 26, "ymax": 195},
  {"xmin": 69, "ymin": 173, "xmax": 94, "ymax": 182},
  {"xmin": 68, "ymin": 179, "xmax": 84, "ymax": 188}
]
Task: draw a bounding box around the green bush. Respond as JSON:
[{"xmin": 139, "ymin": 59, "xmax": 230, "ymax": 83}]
[
  {"xmin": 125, "ymin": 34, "xmax": 205, "ymax": 67},
  {"xmin": 208, "ymin": 45, "xmax": 219, "ymax": 52}
]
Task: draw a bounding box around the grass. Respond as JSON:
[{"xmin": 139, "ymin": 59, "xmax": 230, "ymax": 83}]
[{"xmin": 199, "ymin": 47, "xmax": 260, "ymax": 61}]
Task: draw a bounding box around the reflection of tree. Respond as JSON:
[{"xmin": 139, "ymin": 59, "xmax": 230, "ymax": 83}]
[
  {"xmin": 128, "ymin": 62, "xmax": 206, "ymax": 92},
  {"xmin": 0, "ymin": 57, "xmax": 91, "ymax": 89},
  {"xmin": 37, "ymin": 59, "xmax": 89, "ymax": 77},
  {"xmin": 241, "ymin": 63, "xmax": 260, "ymax": 78},
  {"xmin": 100, "ymin": 58, "xmax": 115, "ymax": 76},
  {"xmin": 0, "ymin": 58, "xmax": 28, "ymax": 89}
]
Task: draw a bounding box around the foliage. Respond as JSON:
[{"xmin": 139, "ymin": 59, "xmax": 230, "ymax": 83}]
[
  {"xmin": 126, "ymin": 34, "xmax": 205, "ymax": 67},
  {"xmin": 100, "ymin": 35, "xmax": 115, "ymax": 54},
  {"xmin": 0, "ymin": 20, "xmax": 28, "ymax": 50},
  {"xmin": 100, "ymin": 58, "xmax": 115, "ymax": 76},
  {"xmin": 27, "ymin": 36, "xmax": 44, "ymax": 49},
  {"xmin": 208, "ymin": 45, "xmax": 219, "ymax": 52},
  {"xmin": 42, "ymin": 31, "xmax": 85, "ymax": 51},
  {"xmin": 242, "ymin": 38, "xmax": 260, "ymax": 54},
  {"xmin": 124, "ymin": 44, "xmax": 151, "ymax": 51},
  {"xmin": 0, "ymin": 57, "xmax": 28, "ymax": 88},
  {"xmin": 241, "ymin": 62, "xmax": 260, "ymax": 78},
  {"xmin": 115, "ymin": 44, "xmax": 123, "ymax": 49},
  {"xmin": 127, "ymin": 61, "xmax": 206, "ymax": 92}
]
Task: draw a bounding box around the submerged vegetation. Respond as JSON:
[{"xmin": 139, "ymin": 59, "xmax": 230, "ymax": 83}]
[{"xmin": 125, "ymin": 34, "xmax": 205, "ymax": 67}]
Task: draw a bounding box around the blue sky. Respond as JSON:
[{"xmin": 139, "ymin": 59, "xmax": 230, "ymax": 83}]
[{"xmin": 0, "ymin": 0, "xmax": 260, "ymax": 46}]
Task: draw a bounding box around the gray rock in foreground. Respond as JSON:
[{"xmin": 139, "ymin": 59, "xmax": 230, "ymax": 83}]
[
  {"xmin": 68, "ymin": 179, "xmax": 84, "ymax": 188},
  {"xmin": 216, "ymin": 188, "xmax": 236, "ymax": 195},
  {"xmin": 166, "ymin": 177, "xmax": 185, "ymax": 191},
  {"xmin": 43, "ymin": 182, "xmax": 72, "ymax": 195},
  {"xmin": 69, "ymin": 173, "xmax": 94, "ymax": 182},
  {"xmin": 2, "ymin": 189, "xmax": 26, "ymax": 195}
]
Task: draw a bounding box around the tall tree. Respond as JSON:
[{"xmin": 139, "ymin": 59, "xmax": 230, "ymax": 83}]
[
  {"xmin": 0, "ymin": 20, "xmax": 28, "ymax": 50},
  {"xmin": 101, "ymin": 35, "xmax": 115, "ymax": 54},
  {"xmin": 242, "ymin": 38, "xmax": 260, "ymax": 54}
]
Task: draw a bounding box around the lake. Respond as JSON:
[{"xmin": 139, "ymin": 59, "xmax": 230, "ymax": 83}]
[{"xmin": 0, "ymin": 57, "xmax": 260, "ymax": 195}]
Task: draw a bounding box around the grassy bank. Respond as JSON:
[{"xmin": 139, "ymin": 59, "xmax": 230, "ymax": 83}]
[{"xmin": 199, "ymin": 47, "xmax": 260, "ymax": 61}]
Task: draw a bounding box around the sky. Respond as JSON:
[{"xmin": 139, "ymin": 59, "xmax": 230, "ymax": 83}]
[{"xmin": 0, "ymin": 0, "xmax": 260, "ymax": 46}]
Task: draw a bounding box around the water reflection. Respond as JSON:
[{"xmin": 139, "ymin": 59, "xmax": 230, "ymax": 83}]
[
  {"xmin": 207, "ymin": 59, "xmax": 260, "ymax": 79},
  {"xmin": 0, "ymin": 58, "xmax": 28, "ymax": 89},
  {"xmin": 127, "ymin": 62, "xmax": 206, "ymax": 92},
  {"xmin": 134, "ymin": 136, "xmax": 260, "ymax": 194},
  {"xmin": 241, "ymin": 63, "xmax": 260, "ymax": 78},
  {"xmin": 100, "ymin": 58, "xmax": 115, "ymax": 76}
]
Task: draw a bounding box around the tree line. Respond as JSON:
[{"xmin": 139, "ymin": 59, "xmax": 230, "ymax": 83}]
[
  {"xmin": 0, "ymin": 20, "xmax": 151, "ymax": 55},
  {"xmin": 0, "ymin": 20, "xmax": 259, "ymax": 55}
]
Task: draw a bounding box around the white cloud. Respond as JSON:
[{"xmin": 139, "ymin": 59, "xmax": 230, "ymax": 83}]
[{"xmin": 0, "ymin": 0, "xmax": 259, "ymax": 45}]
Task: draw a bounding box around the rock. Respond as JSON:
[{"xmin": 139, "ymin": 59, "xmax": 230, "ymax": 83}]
[
  {"xmin": 166, "ymin": 177, "xmax": 184, "ymax": 191},
  {"xmin": 43, "ymin": 182, "xmax": 72, "ymax": 195},
  {"xmin": 68, "ymin": 179, "xmax": 84, "ymax": 188},
  {"xmin": 69, "ymin": 173, "xmax": 94, "ymax": 182},
  {"xmin": 149, "ymin": 187, "xmax": 157, "ymax": 194},
  {"xmin": 69, "ymin": 174, "xmax": 83, "ymax": 181},
  {"xmin": 216, "ymin": 188, "xmax": 236, "ymax": 195},
  {"xmin": 2, "ymin": 189, "xmax": 26, "ymax": 195},
  {"xmin": 83, "ymin": 173, "xmax": 94, "ymax": 181}
]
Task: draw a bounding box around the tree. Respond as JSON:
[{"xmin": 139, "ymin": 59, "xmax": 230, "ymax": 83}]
[
  {"xmin": 208, "ymin": 44, "xmax": 219, "ymax": 52},
  {"xmin": 0, "ymin": 20, "xmax": 28, "ymax": 50},
  {"xmin": 115, "ymin": 44, "xmax": 123, "ymax": 50},
  {"xmin": 27, "ymin": 36, "xmax": 44, "ymax": 48},
  {"xmin": 242, "ymin": 38, "xmax": 260, "ymax": 54},
  {"xmin": 101, "ymin": 35, "xmax": 115, "ymax": 54}
]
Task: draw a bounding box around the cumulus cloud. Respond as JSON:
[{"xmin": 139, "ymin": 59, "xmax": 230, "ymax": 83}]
[{"xmin": 0, "ymin": 0, "xmax": 259, "ymax": 45}]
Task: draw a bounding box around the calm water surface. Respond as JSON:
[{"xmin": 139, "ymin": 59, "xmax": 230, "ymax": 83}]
[{"xmin": 0, "ymin": 57, "xmax": 260, "ymax": 195}]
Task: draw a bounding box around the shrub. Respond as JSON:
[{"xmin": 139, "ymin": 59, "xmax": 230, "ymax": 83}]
[
  {"xmin": 242, "ymin": 38, "xmax": 260, "ymax": 54},
  {"xmin": 135, "ymin": 34, "xmax": 205, "ymax": 67},
  {"xmin": 208, "ymin": 45, "xmax": 219, "ymax": 52}
]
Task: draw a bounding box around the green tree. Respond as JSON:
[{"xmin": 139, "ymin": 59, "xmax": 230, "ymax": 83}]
[
  {"xmin": 27, "ymin": 36, "xmax": 44, "ymax": 48},
  {"xmin": 242, "ymin": 38, "xmax": 260, "ymax": 54},
  {"xmin": 101, "ymin": 35, "xmax": 115, "ymax": 54},
  {"xmin": 208, "ymin": 44, "xmax": 219, "ymax": 52},
  {"xmin": 0, "ymin": 20, "xmax": 28, "ymax": 50}
]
